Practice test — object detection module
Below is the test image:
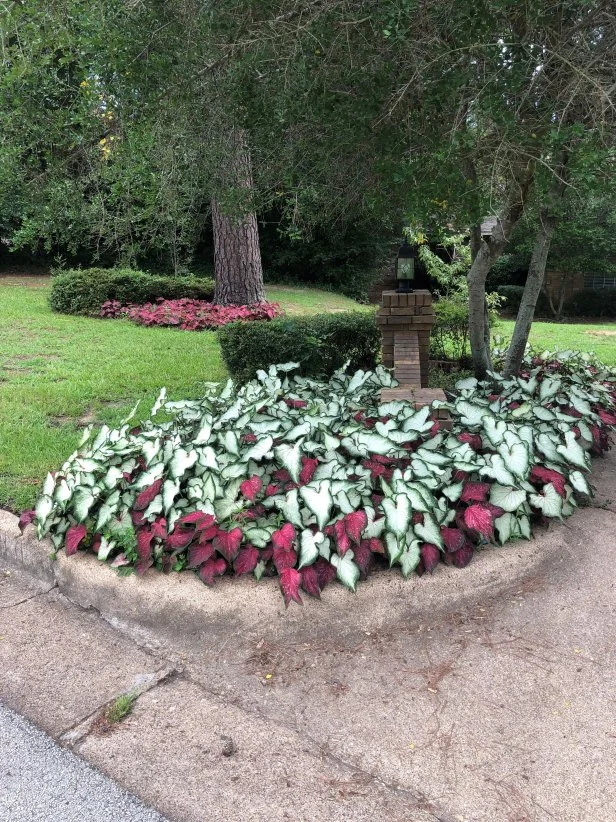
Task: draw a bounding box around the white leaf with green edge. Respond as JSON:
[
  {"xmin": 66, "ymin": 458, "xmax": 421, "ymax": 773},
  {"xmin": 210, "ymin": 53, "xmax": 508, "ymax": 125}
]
[
  {"xmin": 397, "ymin": 482, "xmax": 434, "ymax": 512},
  {"xmin": 347, "ymin": 370, "xmax": 370, "ymax": 393},
  {"xmin": 74, "ymin": 458, "xmax": 100, "ymax": 474},
  {"xmin": 456, "ymin": 401, "xmax": 489, "ymax": 427},
  {"xmin": 381, "ymin": 494, "xmax": 411, "ymax": 539},
  {"xmin": 482, "ymin": 417, "xmax": 507, "ymax": 446},
  {"xmin": 97, "ymin": 536, "xmax": 116, "ymax": 562},
  {"xmin": 577, "ymin": 420, "xmax": 593, "ymax": 443},
  {"xmin": 420, "ymin": 432, "xmax": 444, "ymax": 451},
  {"xmin": 42, "ymin": 473, "xmax": 56, "ymax": 497},
  {"xmin": 539, "ymin": 377, "xmax": 560, "ymax": 402},
  {"xmin": 375, "ymin": 420, "xmax": 395, "ymax": 438},
  {"xmin": 299, "ymin": 481, "xmax": 333, "ymax": 530},
  {"xmin": 455, "ymin": 376, "xmax": 478, "ymax": 390},
  {"xmin": 330, "ymin": 552, "xmax": 360, "ymax": 592},
  {"xmin": 54, "ymin": 479, "xmax": 72, "ymax": 508},
  {"xmin": 299, "ymin": 529, "xmax": 324, "ymax": 568},
  {"xmin": 253, "ymin": 560, "xmax": 266, "ymax": 581},
  {"xmin": 363, "ymin": 515, "xmax": 385, "ymax": 539},
  {"xmin": 570, "ymin": 395, "xmax": 592, "ymax": 416},
  {"xmin": 494, "ymin": 513, "xmax": 513, "ymax": 545},
  {"xmin": 274, "ymin": 440, "xmax": 303, "ymax": 483},
  {"xmin": 102, "ymin": 466, "xmax": 123, "ymax": 490},
  {"xmin": 201, "ymin": 474, "xmax": 219, "ymax": 502},
  {"xmin": 143, "ymin": 495, "xmax": 163, "ymax": 519},
  {"xmin": 221, "ymin": 430, "xmax": 239, "ymax": 457},
  {"xmin": 529, "ymin": 483, "xmax": 563, "ymax": 518},
  {"xmin": 414, "ymin": 448, "xmax": 451, "ymax": 467},
  {"xmin": 411, "ymin": 459, "xmax": 447, "ymax": 479},
  {"xmin": 274, "ymin": 488, "xmax": 302, "ymax": 527},
  {"xmin": 312, "ymin": 461, "xmax": 338, "ymax": 481},
  {"xmin": 378, "ymin": 400, "xmax": 406, "ymax": 417},
  {"xmin": 220, "ymin": 463, "xmax": 247, "ymax": 480},
  {"xmin": 533, "ymin": 406, "xmax": 556, "ymax": 422},
  {"xmin": 73, "ymin": 488, "xmax": 96, "ymax": 522},
  {"xmin": 518, "ymin": 514, "xmax": 531, "ymax": 539},
  {"xmin": 511, "ymin": 402, "xmax": 532, "ymax": 419},
  {"xmin": 489, "ymin": 484, "xmax": 527, "ymax": 512},
  {"xmin": 95, "ymin": 490, "xmax": 120, "ymax": 531},
  {"xmin": 284, "ymin": 421, "xmax": 312, "ymax": 441},
  {"xmin": 78, "ymin": 425, "xmax": 94, "ymax": 447},
  {"xmin": 569, "ymin": 470, "xmax": 591, "ymax": 495},
  {"xmin": 557, "ymin": 431, "xmax": 589, "ymax": 471},
  {"xmin": 384, "ymin": 532, "xmax": 404, "ymax": 565},
  {"xmin": 35, "ymin": 494, "xmax": 53, "ymax": 526},
  {"xmin": 150, "ymin": 387, "xmax": 167, "ymax": 416},
  {"xmin": 318, "ymin": 536, "xmax": 332, "ymax": 560},
  {"xmin": 336, "ymin": 489, "xmax": 361, "ymax": 514},
  {"xmin": 479, "ymin": 455, "xmax": 516, "ymax": 486},
  {"xmin": 413, "ymin": 513, "xmax": 443, "ymax": 549},
  {"xmin": 242, "ymin": 435, "xmax": 274, "ymax": 463},
  {"xmin": 142, "ymin": 438, "xmax": 161, "ymax": 467},
  {"xmin": 133, "ymin": 463, "xmax": 165, "ymax": 491},
  {"xmin": 192, "ymin": 421, "xmax": 212, "ymax": 446},
  {"xmin": 169, "ymin": 448, "xmax": 198, "ymax": 479},
  {"xmin": 442, "ymin": 482, "xmax": 463, "ymax": 502},
  {"xmin": 214, "ymin": 496, "xmax": 244, "ymax": 521},
  {"xmin": 517, "ymin": 425, "xmax": 535, "ymax": 450},
  {"xmin": 244, "ymin": 526, "xmax": 274, "ymax": 548},
  {"xmin": 400, "ymin": 540, "xmax": 421, "ymax": 577},
  {"xmin": 401, "ymin": 405, "xmax": 433, "ymax": 433},
  {"xmin": 562, "ymin": 499, "xmax": 576, "ymax": 517},
  {"xmin": 518, "ymin": 376, "xmax": 538, "ymax": 396},
  {"xmin": 249, "ymin": 419, "xmax": 282, "ymax": 435},
  {"xmin": 353, "ymin": 430, "xmax": 401, "ymax": 456},
  {"xmin": 321, "ymin": 432, "xmax": 340, "ymax": 451},
  {"xmin": 196, "ymin": 447, "xmax": 218, "ymax": 471},
  {"xmin": 162, "ymin": 479, "xmax": 180, "ymax": 513},
  {"xmin": 497, "ymin": 440, "xmax": 529, "ymax": 479},
  {"xmin": 537, "ymin": 433, "xmax": 561, "ymax": 463}
]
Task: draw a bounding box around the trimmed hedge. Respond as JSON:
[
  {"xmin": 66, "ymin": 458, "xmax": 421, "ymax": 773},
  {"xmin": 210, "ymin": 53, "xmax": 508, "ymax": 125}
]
[
  {"xmin": 497, "ymin": 285, "xmax": 549, "ymax": 315},
  {"xmin": 50, "ymin": 268, "xmax": 215, "ymax": 316},
  {"xmin": 218, "ymin": 311, "xmax": 380, "ymax": 383},
  {"xmin": 563, "ymin": 288, "xmax": 616, "ymax": 318}
]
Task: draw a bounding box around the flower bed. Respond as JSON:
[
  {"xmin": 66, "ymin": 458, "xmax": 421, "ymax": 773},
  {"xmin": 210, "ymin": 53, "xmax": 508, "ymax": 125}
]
[
  {"xmin": 100, "ymin": 298, "xmax": 282, "ymax": 330},
  {"xmin": 23, "ymin": 350, "xmax": 616, "ymax": 606}
]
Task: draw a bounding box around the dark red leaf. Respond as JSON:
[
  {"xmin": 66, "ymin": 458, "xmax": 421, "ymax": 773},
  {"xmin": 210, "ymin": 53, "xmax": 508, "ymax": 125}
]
[
  {"xmin": 451, "ymin": 541, "xmax": 475, "ymax": 568},
  {"xmin": 300, "ymin": 456, "xmax": 319, "ymax": 485},
  {"xmin": 343, "ymin": 510, "xmax": 367, "ymax": 545},
  {"xmin": 265, "ymin": 483, "xmax": 280, "ymax": 497},
  {"xmin": 598, "ymin": 408, "xmax": 616, "ymax": 426},
  {"xmin": 234, "ymin": 545, "xmax": 260, "ymax": 575},
  {"xmin": 464, "ymin": 504, "xmax": 494, "ymax": 537},
  {"xmin": 177, "ymin": 510, "xmax": 215, "ymax": 529},
  {"xmin": 272, "ymin": 468, "xmax": 291, "ymax": 482},
  {"xmin": 300, "ymin": 565, "xmax": 321, "ymax": 599},
  {"xmin": 272, "ymin": 523, "xmax": 295, "ymax": 551},
  {"xmin": 352, "ymin": 541, "xmax": 374, "ymax": 579},
  {"xmin": 334, "ymin": 519, "xmax": 351, "ymax": 556},
  {"xmin": 412, "ymin": 512, "xmax": 424, "ymax": 525},
  {"xmin": 366, "ymin": 537, "xmax": 385, "ymax": 554},
  {"xmin": 136, "ymin": 558, "xmax": 153, "ymax": 575},
  {"xmin": 188, "ymin": 542, "xmax": 215, "ymax": 568},
  {"xmin": 91, "ymin": 535, "xmax": 101, "ymax": 554},
  {"xmin": 529, "ymin": 466, "xmax": 566, "ymax": 497},
  {"xmin": 213, "ymin": 527, "xmax": 243, "ymax": 562},
  {"xmin": 243, "ymin": 432, "xmax": 257, "ymax": 444},
  {"xmin": 441, "ymin": 526, "xmax": 465, "ymax": 553},
  {"xmin": 131, "ymin": 509, "xmax": 146, "ymax": 527},
  {"xmin": 457, "ymin": 433, "xmax": 483, "ymax": 451},
  {"xmin": 137, "ymin": 528, "xmax": 154, "ymax": 561},
  {"xmin": 421, "ymin": 543, "xmax": 441, "ymax": 573},
  {"xmin": 315, "ymin": 557, "xmax": 337, "ymax": 589},
  {"xmin": 279, "ymin": 568, "xmax": 303, "ymax": 607},
  {"xmin": 151, "ymin": 517, "xmax": 167, "ymax": 539},
  {"xmin": 18, "ymin": 509, "xmax": 36, "ymax": 533},
  {"xmin": 65, "ymin": 524, "xmax": 87, "ymax": 557},
  {"xmin": 273, "ymin": 546, "xmax": 297, "ymax": 571},
  {"xmin": 199, "ymin": 557, "xmax": 227, "ymax": 586},
  {"xmin": 134, "ymin": 479, "xmax": 163, "ymax": 511},
  {"xmin": 198, "ymin": 524, "xmax": 219, "ymax": 543},
  {"xmin": 240, "ymin": 475, "xmax": 262, "ymax": 502},
  {"xmin": 284, "ymin": 398, "xmax": 308, "ymax": 409},
  {"xmin": 167, "ymin": 527, "xmax": 195, "ymax": 551},
  {"xmin": 461, "ymin": 482, "xmax": 490, "ymax": 503}
]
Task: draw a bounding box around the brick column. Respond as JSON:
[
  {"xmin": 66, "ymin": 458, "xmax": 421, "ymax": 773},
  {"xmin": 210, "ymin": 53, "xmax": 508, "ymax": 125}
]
[{"xmin": 376, "ymin": 290, "xmax": 435, "ymax": 388}]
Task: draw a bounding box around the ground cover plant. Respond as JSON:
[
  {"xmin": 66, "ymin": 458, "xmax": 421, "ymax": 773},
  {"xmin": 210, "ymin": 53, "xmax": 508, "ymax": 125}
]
[
  {"xmin": 26, "ymin": 348, "xmax": 616, "ymax": 606},
  {"xmin": 100, "ymin": 298, "xmax": 282, "ymax": 330}
]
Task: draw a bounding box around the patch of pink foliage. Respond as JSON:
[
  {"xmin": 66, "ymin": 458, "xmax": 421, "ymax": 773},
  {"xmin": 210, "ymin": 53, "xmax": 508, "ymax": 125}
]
[{"xmin": 100, "ymin": 298, "xmax": 283, "ymax": 329}]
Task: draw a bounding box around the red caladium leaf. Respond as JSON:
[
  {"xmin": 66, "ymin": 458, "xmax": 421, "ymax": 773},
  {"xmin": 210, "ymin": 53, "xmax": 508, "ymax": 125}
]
[
  {"xmin": 242, "ymin": 432, "xmax": 257, "ymax": 444},
  {"xmin": 240, "ymin": 475, "xmax": 262, "ymax": 502},
  {"xmin": 457, "ymin": 432, "xmax": 482, "ymax": 451},
  {"xmin": 372, "ymin": 454, "xmax": 395, "ymax": 465},
  {"xmin": 529, "ymin": 466, "xmax": 566, "ymax": 497},
  {"xmin": 343, "ymin": 510, "xmax": 367, "ymax": 545},
  {"xmin": 412, "ymin": 512, "xmax": 424, "ymax": 525},
  {"xmin": 234, "ymin": 545, "xmax": 259, "ymax": 575},
  {"xmin": 362, "ymin": 460, "xmax": 386, "ymax": 478},
  {"xmin": 151, "ymin": 517, "xmax": 167, "ymax": 539},
  {"xmin": 300, "ymin": 565, "xmax": 321, "ymax": 598},
  {"xmin": 461, "ymin": 481, "xmax": 490, "ymax": 503},
  {"xmin": 91, "ymin": 535, "xmax": 101, "ymax": 554},
  {"xmin": 441, "ymin": 526, "xmax": 465, "ymax": 553},
  {"xmin": 429, "ymin": 421, "xmax": 441, "ymax": 437},
  {"xmin": 334, "ymin": 519, "xmax": 351, "ymax": 556},
  {"xmin": 111, "ymin": 552, "xmax": 130, "ymax": 568},
  {"xmin": 366, "ymin": 537, "xmax": 385, "ymax": 554},
  {"xmin": 273, "ymin": 546, "xmax": 297, "ymax": 571},
  {"xmin": 199, "ymin": 557, "xmax": 227, "ymax": 586},
  {"xmin": 598, "ymin": 408, "xmax": 616, "ymax": 426},
  {"xmin": 272, "ymin": 523, "xmax": 295, "ymax": 551},
  {"xmin": 18, "ymin": 509, "xmax": 36, "ymax": 532},
  {"xmin": 136, "ymin": 557, "xmax": 153, "ymax": 575},
  {"xmin": 483, "ymin": 503, "xmax": 505, "ymax": 519},
  {"xmin": 260, "ymin": 546, "xmax": 274, "ymax": 563},
  {"xmin": 166, "ymin": 527, "xmax": 195, "ymax": 551},
  {"xmin": 213, "ymin": 527, "xmax": 243, "ymax": 562},
  {"xmin": 315, "ymin": 557, "xmax": 337, "ymax": 590},
  {"xmin": 65, "ymin": 524, "xmax": 87, "ymax": 557},
  {"xmin": 421, "ymin": 543, "xmax": 441, "ymax": 574},
  {"xmin": 279, "ymin": 567, "xmax": 303, "ymax": 607},
  {"xmin": 371, "ymin": 493, "xmax": 384, "ymax": 508},
  {"xmin": 272, "ymin": 468, "xmax": 291, "ymax": 482},
  {"xmin": 137, "ymin": 528, "xmax": 154, "ymax": 561},
  {"xmin": 198, "ymin": 524, "xmax": 219, "ymax": 544},
  {"xmin": 464, "ymin": 504, "xmax": 494, "ymax": 537},
  {"xmin": 134, "ymin": 479, "xmax": 163, "ymax": 511},
  {"xmin": 451, "ymin": 542, "xmax": 474, "ymax": 568},
  {"xmin": 284, "ymin": 398, "xmax": 308, "ymax": 409},
  {"xmin": 131, "ymin": 509, "xmax": 146, "ymax": 527},
  {"xmin": 188, "ymin": 543, "xmax": 215, "ymax": 568},
  {"xmin": 299, "ymin": 456, "xmax": 319, "ymax": 485},
  {"xmin": 352, "ymin": 541, "xmax": 374, "ymax": 579},
  {"xmin": 453, "ymin": 469, "xmax": 468, "ymax": 483},
  {"xmin": 177, "ymin": 511, "xmax": 215, "ymax": 529},
  {"xmin": 265, "ymin": 483, "xmax": 280, "ymax": 497}
]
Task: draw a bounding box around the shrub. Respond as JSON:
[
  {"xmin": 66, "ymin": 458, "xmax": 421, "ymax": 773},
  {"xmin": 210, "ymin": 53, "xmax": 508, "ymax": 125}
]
[
  {"xmin": 50, "ymin": 267, "xmax": 215, "ymax": 315},
  {"xmin": 563, "ymin": 288, "xmax": 616, "ymax": 318},
  {"xmin": 497, "ymin": 285, "xmax": 549, "ymax": 315},
  {"xmin": 100, "ymin": 299, "xmax": 282, "ymax": 330},
  {"xmin": 25, "ymin": 350, "xmax": 616, "ymax": 607},
  {"xmin": 431, "ymin": 294, "xmax": 501, "ymax": 361},
  {"xmin": 218, "ymin": 311, "xmax": 381, "ymax": 383}
]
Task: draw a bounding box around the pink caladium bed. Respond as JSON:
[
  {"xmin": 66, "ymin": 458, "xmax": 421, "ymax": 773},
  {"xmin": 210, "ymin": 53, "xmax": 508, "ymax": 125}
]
[
  {"xmin": 99, "ymin": 298, "xmax": 282, "ymax": 330},
  {"xmin": 26, "ymin": 349, "xmax": 616, "ymax": 607}
]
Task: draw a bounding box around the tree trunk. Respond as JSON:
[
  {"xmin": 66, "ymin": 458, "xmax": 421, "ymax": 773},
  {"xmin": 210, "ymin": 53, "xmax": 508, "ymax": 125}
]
[
  {"xmin": 503, "ymin": 212, "xmax": 557, "ymax": 377},
  {"xmin": 212, "ymin": 130, "xmax": 265, "ymax": 306}
]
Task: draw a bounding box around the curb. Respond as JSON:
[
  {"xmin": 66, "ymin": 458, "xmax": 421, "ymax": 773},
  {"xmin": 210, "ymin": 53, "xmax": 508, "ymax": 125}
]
[{"xmin": 0, "ymin": 507, "xmax": 567, "ymax": 648}]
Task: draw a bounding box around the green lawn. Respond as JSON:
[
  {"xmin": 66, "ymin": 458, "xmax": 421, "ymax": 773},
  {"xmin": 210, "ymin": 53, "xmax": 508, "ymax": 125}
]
[
  {"xmin": 497, "ymin": 320, "xmax": 616, "ymax": 365},
  {"xmin": 0, "ymin": 278, "xmax": 368, "ymax": 510}
]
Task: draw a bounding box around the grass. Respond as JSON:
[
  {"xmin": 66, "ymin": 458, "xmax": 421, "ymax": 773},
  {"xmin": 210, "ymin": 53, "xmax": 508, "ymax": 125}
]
[
  {"xmin": 105, "ymin": 692, "xmax": 138, "ymax": 724},
  {"xmin": 497, "ymin": 320, "xmax": 616, "ymax": 365},
  {"xmin": 0, "ymin": 277, "xmax": 368, "ymax": 510}
]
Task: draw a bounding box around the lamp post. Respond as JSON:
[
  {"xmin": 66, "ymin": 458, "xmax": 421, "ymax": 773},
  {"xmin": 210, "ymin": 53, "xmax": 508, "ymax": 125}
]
[{"xmin": 396, "ymin": 238, "xmax": 417, "ymax": 293}]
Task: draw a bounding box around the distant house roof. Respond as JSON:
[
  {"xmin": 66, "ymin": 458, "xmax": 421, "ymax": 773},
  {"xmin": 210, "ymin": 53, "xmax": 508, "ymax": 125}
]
[{"xmin": 480, "ymin": 216, "xmax": 499, "ymax": 236}]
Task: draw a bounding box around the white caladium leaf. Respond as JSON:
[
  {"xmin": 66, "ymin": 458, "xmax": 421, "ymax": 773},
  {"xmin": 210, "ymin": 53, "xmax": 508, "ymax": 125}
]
[
  {"xmin": 73, "ymin": 487, "xmax": 97, "ymax": 522},
  {"xmin": 529, "ymin": 483, "xmax": 563, "ymax": 518},
  {"xmin": 42, "ymin": 473, "xmax": 56, "ymax": 497},
  {"xmin": 479, "ymin": 455, "xmax": 516, "ymax": 486},
  {"xmin": 221, "ymin": 431, "xmax": 239, "ymax": 456},
  {"xmin": 54, "ymin": 479, "xmax": 72, "ymax": 508},
  {"xmin": 142, "ymin": 438, "xmax": 161, "ymax": 467},
  {"xmin": 536, "ymin": 433, "xmax": 561, "ymax": 463},
  {"xmin": 539, "ymin": 377, "xmax": 560, "ymax": 402},
  {"xmin": 442, "ymin": 481, "xmax": 463, "ymax": 503},
  {"xmin": 414, "ymin": 448, "xmax": 451, "ymax": 467},
  {"xmin": 533, "ymin": 406, "xmax": 556, "ymax": 421},
  {"xmin": 489, "ymin": 484, "xmax": 527, "ymax": 512},
  {"xmin": 336, "ymin": 488, "xmax": 362, "ymax": 513},
  {"xmin": 385, "ymin": 532, "xmax": 404, "ymax": 565},
  {"xmin": 569, "ymin": 470, "xmax": 591, "ymax": 495},
  {"xmin": 497, "ymin": 439, "xmax": 529, "ymax": 479},
  {"xmin": 363, "ymin": 515, "xmax": 386, "ymax": 539},
  {"xmin": 95, "ymin": 490, "xmax": 121, "ymax": 531},
  {"xmin": 400, "ymin": 405, "xmax": 432, "ymax": 433},
  {"xmin": 482, "ymin": 417, "xmax": 508, "ymax": 447},
  {"xmin": 345, "ymin": 430, "xmax": 400, "ymax": 457},
  {"xmin": 456, "ymin": 401, "xmax": 489, "ymax": 427},
  {"xmin": 242, "ymin": 435, "xmax": 274, "ymax": 463},
  {"xmin": 518, "ymin": 514, "xmax": 531, "ymax": 540},
  {"xmin": 570, "ymin": 395, "xmax": 592, "ymax": 416},
  {"xmin": 274, "ymin": 488, "xmax": 303, "ymax": 527},
  {"xmin": 381, "ymin": 494, "xmax": 411, "ymax": 539},
  {"xmin": 143, "ymin": 494, "xmax": 164, "ymax": 519},
  {"xmin": 331, "ymin": 551, "xmax": 360, "ymax": 592},
  {"xmin": 35, "ymin": 494, "xmax": 54, "ymax": 527},
  {"xmin": 511, "ymin": 402, "xmax": 532, "ymax": 419},
  {"xmin": 577, "ymin": 420, "xmax": 593, "ymax": 443},
  {"xmin": 397, "ymin": 482, "xmax": 435, "ymax": 513},
  {"xmin": 162, "ymin": 479, "xmax": 180, "ymax": 513},
  {"xmin": 78, "ymin": 425, "xmax": 94, "ymax": 447},
  {"xmin": 400, "ymin": 540, "xmax": 421, "ymax": 577},
  {"xmin": 455, "ymin": 376, "xmax": 478, "ymax": 391},
  {"xmin": 284, "ymin": 421, "xmax": 312, "ymax": 441},
  {"xmin": 169, "ymin": 448, "xmax": 198, "ymax": 479},
  {"xmin": 557, "ymin": 431, "xmax": 589, "ymax": 471},
  {"xmin": 150, "ymin": 387, "xmax": 167, "ymax": 416},
  {"xmin": 274, "ymin": 440, "xmax": 303, "ymax": 483},
  {"xmin": 300, "ymin": 481, "xmax": 333, "ymax": 530},
  {"xmin": 321, "ymin": 431, "xmax": 341, "ymax": 452},
  {"xmin": 243, "ymin": 526, "xmax": 273, "ymax": 549},
  {"xmin": 102, "ymin": 466, "xmax": 124, "ymax": 490},
  {"xmin": 299, "ymin": 529, "xmax": 324, "ymax": 568},
  {"xmin": 494, "ymin": 513, "xmax": 513, "ymax": 545},
  {"xmin": 413, "ymin": 513, "xmax": 443, "ymax": 550},
  {"xmin": 97, "ymin": 536, "xmax": 116, "ymax": 562}
]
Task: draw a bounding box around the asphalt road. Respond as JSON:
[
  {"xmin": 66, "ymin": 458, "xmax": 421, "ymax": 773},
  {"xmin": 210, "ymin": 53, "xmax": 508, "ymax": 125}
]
[{"xmin": 0, "ymin": 702, "xmax": 168, "ymax": 822}]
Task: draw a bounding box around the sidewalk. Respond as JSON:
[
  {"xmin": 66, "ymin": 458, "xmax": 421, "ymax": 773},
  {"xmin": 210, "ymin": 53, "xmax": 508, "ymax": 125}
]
[{"xmin": 1, "ymin": 452, "xmax": 615, "ymax": 822}]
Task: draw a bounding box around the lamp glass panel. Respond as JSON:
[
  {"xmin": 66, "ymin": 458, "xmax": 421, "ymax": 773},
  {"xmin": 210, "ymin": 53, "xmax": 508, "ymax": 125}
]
[{"xmin": 397, "ymin": 258, "xmax": 415, "ymax": 279}]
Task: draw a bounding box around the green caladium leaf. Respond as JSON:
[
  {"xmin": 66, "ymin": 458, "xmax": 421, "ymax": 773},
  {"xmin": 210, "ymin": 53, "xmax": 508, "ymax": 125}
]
[
  {"xmin": 494, "ymin": 513, "xmax": 513, "ymax": 545},
  {"xmin": 557, "ymin": 431, "xmax": 589, "ymax": 471},
  {"xmin": 413, "ymin": 513, "xmax": 443, "ymax": 550},
  {"xmin": 479, "ymin": 455, "xmax": 516, "ymax": 486},
  {"xmin": 569, "ymin": 470, "xmax": 591, "ymax": 495},
  {"xmin": 497, "ymin": 439, "xmax": 529, "ymax": 479},
  {"xmin": 483, "ymin": 417, "xmax": 507, "ymax": 447},
  {"xmin": 73, "ymin": 488, "xmax": 97, "ymax": 522},
  {"xmin": 384, "ymin": 532, "xmax": 404, "ymax": 565},
  {"xmin": 539, "ymin": 377, "xmax": 560, "ymax": 402},
  {"xmin": 381, "ymin": 494, "xmax": 411, "ymax": 539},
  {"xmin": 529, "ymin": 483, "xmax": 563, "ymax": 518},
  {"xmin": 456, "ymin": 401, "xmax": 489, "ymax": 427},
  {"xmin": 442, "ymin": 482, "xmax": 463, "ymax": 502},
  {"xmin": 331, "ymin": 551, "xmax": 360, "ymax": 591},
  {"xmin": 299, "ymin": 529, "xmax": 324, "ymax": 568},
  {"xmin": 299, "ymin": 481, "xmax": 333, "ymax": 530},
  {"xmin": 400, "ymin": 540, "xmax": 421, "ymax": 577},
  {"xmin": 489, "ymin": 484, "xmax": 527, "ymax": 512},
  {"xmin": 274, "ymin": 440, "xmax": 303, "ymax": 483}
]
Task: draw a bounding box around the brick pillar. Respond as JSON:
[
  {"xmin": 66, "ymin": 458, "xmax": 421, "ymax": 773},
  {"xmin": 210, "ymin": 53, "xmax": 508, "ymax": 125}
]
[{"xmin": 376, "ymin": 290, "xmax": 435, "ymax": 387}]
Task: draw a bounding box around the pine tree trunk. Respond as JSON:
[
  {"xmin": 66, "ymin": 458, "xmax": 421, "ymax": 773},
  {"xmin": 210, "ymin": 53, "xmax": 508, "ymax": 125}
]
[{"xmin": 212, "ymin": 130, "xmax": 265, "ymax": 306}]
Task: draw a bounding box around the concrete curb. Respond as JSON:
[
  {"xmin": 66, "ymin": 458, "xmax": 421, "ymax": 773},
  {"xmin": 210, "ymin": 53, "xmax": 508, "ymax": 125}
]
[{"xmin": 0, "ymin": 507, "xmax": 566, "ymax": 647}]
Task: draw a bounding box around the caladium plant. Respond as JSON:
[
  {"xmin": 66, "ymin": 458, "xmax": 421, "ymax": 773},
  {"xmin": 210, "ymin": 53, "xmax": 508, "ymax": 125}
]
[
  {"xmin": 26, "ymin": 349, "xmax": 616, "ymax": 606},
  {"xmin": 99, "ymin": 298, "xmax": 282, "ymax": 330}
]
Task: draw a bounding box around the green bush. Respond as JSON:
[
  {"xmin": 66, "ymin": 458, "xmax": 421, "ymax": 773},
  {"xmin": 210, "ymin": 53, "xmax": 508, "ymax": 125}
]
[
  {"xmin": 218, "ymin": 311, "xmax": 380, "ymax": 383},
  {"xmin": 496, "ymin": 285, "xmax": 550, "ymax": 316},
  {"xmin": 563, "ymin": 288, "xmax": 616, "ymax": 318},
  {"xmin": 50, "ymin": 268, "xmax": 215, "ymax": 315},
  {"xmin": 431, "ymin": 293, "xmax": 501, "ymax": 361}
]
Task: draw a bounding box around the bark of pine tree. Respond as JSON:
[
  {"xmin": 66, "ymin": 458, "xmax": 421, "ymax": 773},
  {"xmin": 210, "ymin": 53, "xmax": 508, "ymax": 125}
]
[{"xmin": 212, "ymin": 130, "xmax": 265, "ymax": 306}]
